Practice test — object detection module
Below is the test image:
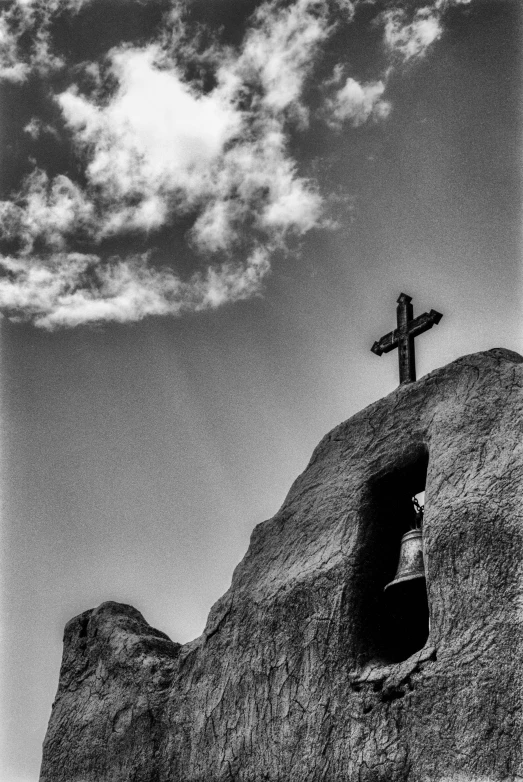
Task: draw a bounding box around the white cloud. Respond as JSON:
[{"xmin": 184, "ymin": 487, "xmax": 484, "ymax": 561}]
[
  {"xmin": 0, "ymin": 248, "xmax": 270, "ymax": 329},
  {"xmin": 325, "ymin": 75, "xmax": 391, "ymax": 129},
  {"xmin": 229, "ymin": 0, "xmax": 331, "ymax": 116},
  {"xmin": 383, "ymin": 6, "xmax": 443, "ymax": 61},
  {"xmin": 0, "ymin": 0, "xmax": 467, "ymax": 328},
  {"xmin": 0, "ymin": 12, "xmax": 30, "ymax": 82},
  {"xmin": 23, "ymin": 118, "xmax": 60, "ymax": 141},
  {"xmin": 381, "ymin": 0, "xmax": 473, "ymax": 63},
  {"xmin": 0, "ymin": 170, "xmax": 95, "ymax": 253},
  {"xmin": 188, "ymin": 125, "xmax": 323, "ymax": 253},
  {"xmin": 53, "ymin": 1, "xmax": 330, "ymax": 250},
  {"xmin": 382, "ymin": 1, "xmax": 473, "ymax": 62},
  {"xmin": 57, "ymin": 44, "xmax": 243, "ymax": 235},
  {"xmin": 1, "ymin": 0, "xmax": 336, "ymax": 327},
  {"xmin": 0, "ymin": 0, "xmax": 90, "ymax": 82}
]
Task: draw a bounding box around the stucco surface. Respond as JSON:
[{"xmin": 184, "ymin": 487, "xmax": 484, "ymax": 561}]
[{"xmin": 40, "ymin": 349, "xmax": 523, "ymax": 781}]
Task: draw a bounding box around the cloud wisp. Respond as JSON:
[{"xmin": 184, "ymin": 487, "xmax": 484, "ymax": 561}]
[
  {"xmin": 0, "ymin": 0, "xmax": 91, "ymax": 83},
  {"xmin": 383, "ymin": 0, "xmax": 472, "ymax": 62},
  {"xmin": 0, "ymin": 0, "xmax": 469, "ymax": 328},
  {"xmin": 324, "ymin": 67, "xmax": 391, "ymax": 129}
]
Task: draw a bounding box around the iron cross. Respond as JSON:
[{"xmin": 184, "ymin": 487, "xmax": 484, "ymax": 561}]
[{"xmin": 371, "ymin": 293, "xmax": 442, "ymax": 384}]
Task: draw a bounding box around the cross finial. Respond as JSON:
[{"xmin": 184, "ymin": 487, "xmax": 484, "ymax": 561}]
[{"xmin": 371, "ymin": 293, "xmax": 442, "ymax": 385}]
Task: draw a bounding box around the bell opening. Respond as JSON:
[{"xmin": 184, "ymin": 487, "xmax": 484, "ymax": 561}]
[
  {"xmin": 349, "ymin": 446, "xmax": 430, "ymax": 666},
  {"xmin": 383, "ymin": 576, "xmax": 429, "ymax": 663}
]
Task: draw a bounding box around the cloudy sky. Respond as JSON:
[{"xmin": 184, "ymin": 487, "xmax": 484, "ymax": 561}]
[{"xmin": 0, "ymin": 0, "xmax": 521, "ymax": 779}]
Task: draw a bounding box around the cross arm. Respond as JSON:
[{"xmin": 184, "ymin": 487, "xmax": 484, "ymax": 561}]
[
  {"xmin": 408, "ymin": 309, "xmax": 443, "ymax": 338},
  {"xmin": 371, "ymin": 330, "xmax": 399, "ymax": 356}
]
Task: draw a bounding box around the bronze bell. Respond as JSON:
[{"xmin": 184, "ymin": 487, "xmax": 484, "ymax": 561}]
[{"xmin": 384, "ymin": 528, "xmax": 425, "ymax": 591}]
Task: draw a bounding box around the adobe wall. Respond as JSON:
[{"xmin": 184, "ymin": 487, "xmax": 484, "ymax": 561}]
[{"xmin": 40, "ymin": 348, "xmax": 523, "ymax": 781}]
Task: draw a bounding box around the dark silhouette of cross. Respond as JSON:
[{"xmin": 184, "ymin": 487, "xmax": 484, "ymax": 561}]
[{"xmin": 371, "ymin": 293, "xmax": 443, "ymax": 384}]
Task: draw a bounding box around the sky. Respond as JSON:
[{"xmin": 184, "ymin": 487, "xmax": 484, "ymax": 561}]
[{"xmin": 0, "ymin": 0, "xmax": 521, "ymax": 779}]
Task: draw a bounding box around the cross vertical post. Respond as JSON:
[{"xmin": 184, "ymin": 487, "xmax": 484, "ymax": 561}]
[
  {"xmin": 371, "ymin": 293, "xmax": 443, "ymax": 385},
  {"xmin": 397, "ymin": 293, "xmax": 415, "ymax": 383}
]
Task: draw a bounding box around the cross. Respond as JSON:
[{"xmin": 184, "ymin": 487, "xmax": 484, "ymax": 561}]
[{"xmin": 371, "ymin": 293, "xmax": 442, "ymax": 384}]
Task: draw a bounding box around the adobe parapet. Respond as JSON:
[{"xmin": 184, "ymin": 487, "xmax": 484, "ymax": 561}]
[{"xmin": 41, "ymin": 348, "xmax": 523, "ymax": 781}]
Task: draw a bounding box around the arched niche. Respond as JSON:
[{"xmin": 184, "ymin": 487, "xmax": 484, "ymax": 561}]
[{"xmin": 350, "ymin": 446, "xmax": 430, "ymax": 666}]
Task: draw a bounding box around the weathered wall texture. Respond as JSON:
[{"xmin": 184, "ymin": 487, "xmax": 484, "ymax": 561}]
[{"xmin": 40, "ymin": 349, "xmax": 523, "ymax": 781}]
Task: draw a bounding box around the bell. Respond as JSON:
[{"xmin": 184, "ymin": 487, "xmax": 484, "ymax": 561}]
[{"xmin": 384, "ymin": 528, "xmax": 425, "ymax": 591}]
